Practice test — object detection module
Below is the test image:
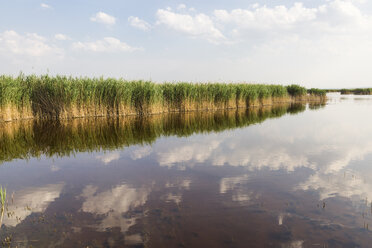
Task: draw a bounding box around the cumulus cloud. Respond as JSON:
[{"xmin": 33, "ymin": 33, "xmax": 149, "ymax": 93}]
[
  {"xmin": 3, "ymin": 183, "xmax": 64, "ymax": 227},
  {"xmin": 130, "ymin": 146, "xmax": 152, "ymax": 160},
  {"xmin": 177, "ymin": 4, "xmax": 187, "ymax": 10},
  {"xmin": 156, "ymin": 8, "xmax": 225, "ymax": 43},
  {"xmin": 0, "ymin": 30, "xmax": 63, "ymax": 57},
  {"xmin": 128, "ymin": 16, "xmax": 151, "ymax": 31},
  {"xmin": 81, "ymin": 183, "xmax": 150, "ymax": 232},
  {"xmin": 297, "ymin": 170, "xmax": 372, "ymax": 203},
  {"xmin": 154, "ymin": 0, "xmax": 372, "ymax": 48},
  {"xmin": 220, "ymin": 174, "xmax": 254, "ymax": 203},
  {"xmin": 54, "ymin": 33, "xmax": 70, "ymax": 41},
  {"xmin": 220, "ymin": 174, "xmax": 250, "ymax": 194},
  {"xmin": 165, "ymin": 179, "xmax": 191, "ymax": 190},
  {"xmin": 214, "ymin": 1, "xmax": 372, "ymax": 37},
  {"xmin": 90, "ymin": 12, "xmax": 116, "ymax": 25},
  {"xmin": 41, "ymin": 3, "xmax": 51, "ymax": 9},
  {"xmin": 146, "ymin": 1, "xmax": 372, "ymax": 86},
  {"xmin": 150, "ymin": 97, "xmax": 372, "ymax": 183},
  {"xmin": 96, "ymin": 152, "xmax": 120, "ymax": 165},
  {"xmin": 214, "ymin": 3, "xmax": 318, "ymax": 31},
  {"xmin": 72, "ymin": 37, "xmax": 141, "ymax": 52},
  {"xmin": 157, "ymin": 137, "xmax": 221, "ymax": 166},
  {"xmin": 165, "ymin": 193, "xmax": 182, "ymax": 204},
  {"xmin": 155, "ymin": 130, "xmax": 310, "ymax": 171}
]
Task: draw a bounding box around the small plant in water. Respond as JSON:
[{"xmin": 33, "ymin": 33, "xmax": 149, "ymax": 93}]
[{"xmin": 0, "ymin": 186, "xmax": 6, "ymax": 227}]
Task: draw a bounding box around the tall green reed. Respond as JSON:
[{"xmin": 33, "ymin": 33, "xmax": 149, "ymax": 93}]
[{"xmin": 0, "ymin": 75, "xmax": 322, "ymax": 119}]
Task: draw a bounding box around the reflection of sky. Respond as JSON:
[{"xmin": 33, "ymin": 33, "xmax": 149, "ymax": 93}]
[
  {"xmin": 4, "ymin": 183, "xmax": 64, "ymax": 227},
  {"xmin": 149, "ymin": 105, "xmax": 372, "ymax": 173},
  {"xmin": 124, "ymin": 95, "xmax": 372, "ymax": 205},
  {"xmin": 1, "ymin": 94, "xmax": 372, "ymax": 245},
  {"xmin": 164, "ymin": 179, "xmax": 191, "ymax": 204},
  {"xmin": 220, "ymin": 174, "xmax": 255, "ymax": 203},
  {"xmin": 81, "ymin": 183, "xmax": 150, "ymax": 233},
  {"xmin": 96, "ymin": 152, "xmax": 120, "ymax": 165}
]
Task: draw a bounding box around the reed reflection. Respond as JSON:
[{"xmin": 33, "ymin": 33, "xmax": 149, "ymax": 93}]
[{"xmin": 0, "ymin": 103, "xmax": 307, "ymax": 164}]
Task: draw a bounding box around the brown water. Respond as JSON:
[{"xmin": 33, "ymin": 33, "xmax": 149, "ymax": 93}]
[{"xmin": 0, "ymin": 94, "xmax": 371, "ymax": 247}]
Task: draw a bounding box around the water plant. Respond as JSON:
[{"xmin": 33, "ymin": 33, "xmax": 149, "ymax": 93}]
[{"xmin": 0, "ymin": 186, "xmax": 6, "ymax": 227}]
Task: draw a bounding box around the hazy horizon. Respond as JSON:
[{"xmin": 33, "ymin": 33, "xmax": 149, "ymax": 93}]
[{"xmin": 1, "ymin": 0, "xmax": 372, "ymax": 88}]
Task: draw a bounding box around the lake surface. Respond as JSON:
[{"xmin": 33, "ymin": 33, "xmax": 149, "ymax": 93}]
[{"xmin": 1, "ymin": 94, "xmax": 372, "ymax": 247}]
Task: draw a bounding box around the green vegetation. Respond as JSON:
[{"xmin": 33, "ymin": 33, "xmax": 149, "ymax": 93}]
[
  {"xmin": 0, "ymin": 75, "xmax": 325, "ymax": 121},
  {"xmin": 0, "ymin": 186, "xmax": 6, "ymax": 227},
  {"xmin": 0, "ymin": 103, "xmax": 315, "ymax": 164},
  {"xmin": 340, "ymin": 88, "xmax": 372, "ymax": 95},
  {"xmin": 286, "ymin": 84, "xmax": 307, "ymax": 97},
  {"xmin": 324, "ymin": 89, "xmax": 339, "ymax": 93},
  {"xmin": 323, "ymin": 88, "xmax": 372, "ymax": 95},
  {"xmin": 308, "ymin": 88, "xmax": 327, "ymax": 96}
]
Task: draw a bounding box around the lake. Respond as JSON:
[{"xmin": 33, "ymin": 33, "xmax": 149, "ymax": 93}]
[{"xmin": 0, "ymin": 93, "xmax": 371, "ymax": 247}]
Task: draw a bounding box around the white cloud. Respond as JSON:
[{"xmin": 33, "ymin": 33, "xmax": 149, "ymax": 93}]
[
  {"xmin": 0, "ymin": 30, "xmax": 63, "ymax": 57},
  {"xmin": 165, "ymin": 193, "xmax": 182, "ymax": 204},
  {"xmin": 90, "ymin": 11, "xmax": 116, "ymax": 25},
  {"xmin": 41, "ymin": 3, "xmax": 51, "ymax": 9},
  {"xmin": 3, "ymin": 183, "xmax": 64, "ymax": 227},
  {"xmin": 177, "ymin": 4, "xmax": 187, "ymax": 10},
  {"xmin": 81, "ymin": 183, "xmax": 150, "ymax": 232},
  {"xmin": 220, "ymin": 174, "xmax": 254, "ymax": 203},
  {"xmin": 157, "ymin": 137, "xmax": 221, "ymax": 166},
  {"xmin": 283, "ymin": 240, "xmax": 304, "ymax": 248},
  {"xmin": 213, "ymin": 1, "xmax": 372, "ymax": 37},
  {"xmin": 220, "ymin": 174, "xmax": 249, "ymax": 194},
  {"xmin": 154, "ymin": 130, "xmax": 310, "ymax": 171},
  {"xmin": 150, "ymin": 96, "xmax": 372, "ymax": 176},
  {"xmin": 54, "ymin": 33, "xmax": 70, "ymax": 41},
  {"xmin": 214, "ymin": 3, "xmax": 318, "ymax": 31},
  {"xmin": 72, "ymin": 37, "xmax": 141, "ymax": 52},
  {"xmin": 153, "ymin": 1, "xmax": 372, "ymax": 49},
  {"xmin": 165, "ymin": 179, "xmax": 191, "ymax": 190},
  {"xmin": 297, "ymin": 170, "xmax": 372, "ymax": 202},
  {"xmin": 156, "ymin": 9, "xmax": 225, "ymax": 43},
  {"xmin": 128, "ymin": 16, "xmax": 151, "ymax": 31},
  {"xmin": 96, "ymin": 152, "xmax": 120, "ymax": 164},
  {"xmin": 130, "ymin": 146, "xmax": 152, "ymax": 160}
]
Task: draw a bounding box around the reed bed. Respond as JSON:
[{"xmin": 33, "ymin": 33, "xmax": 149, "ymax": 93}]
[
  {"xmin": 340, "ymin": 88, "xmax": 372, "ymax": 95},
  {"xmin": 0, "ymin": 75, "xmax": 324, "ymax": 121}
]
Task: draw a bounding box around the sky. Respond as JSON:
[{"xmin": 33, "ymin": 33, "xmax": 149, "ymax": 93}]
[{"xmin": 1, "ymin": 0, "xmax": 372, "ymax": 88}]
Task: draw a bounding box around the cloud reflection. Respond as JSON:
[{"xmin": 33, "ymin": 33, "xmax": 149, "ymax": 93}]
[
  {"xmin": 220, "ymin": 174, "xmax": 253, "ymax": 203},
  {"xmin": 148, "ymin": 97, "xmax": 372, "ymax": 207},
  {"xmin": 96, "ymin": 152, "xmax": 120, "ymax": 165},
  {"xmin": 4, "ymin": 183, "xmax": 64, "ymax": 226},
  {"xmin": 130, "ymin": 146, "xmax": 152, "ymax": 160},
  {"xmin": 81, "ymin": 183, "xmax": 150, "ymax": 233}
]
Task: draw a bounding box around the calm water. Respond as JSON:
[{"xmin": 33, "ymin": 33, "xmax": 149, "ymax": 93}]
[{"xmin": 0, "ymin": 94, "xmax": 371, "ymax": 247}]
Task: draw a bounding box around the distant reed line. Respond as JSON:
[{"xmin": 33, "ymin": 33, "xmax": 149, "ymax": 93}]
[
  {"xmin": 340, "ymin": 88, "xmax": 372, "ymax": 95},
  {"xmin": 325, "ymin": 88, "xmax": 372, "ymax": 95},
  {"xmin": 0, "ymin": 75, "xmax": 326, "ymax": 121}
]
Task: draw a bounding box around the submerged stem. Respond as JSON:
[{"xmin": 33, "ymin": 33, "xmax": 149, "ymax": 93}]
[{"xmin": 0, "ymin": 186, "xmax": 6, "ymax": 227}]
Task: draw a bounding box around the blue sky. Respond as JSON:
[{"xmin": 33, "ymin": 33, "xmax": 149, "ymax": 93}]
[{"xmin": 1, "ymin": 0, "xmax": 372, "ymax": 88}]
